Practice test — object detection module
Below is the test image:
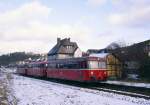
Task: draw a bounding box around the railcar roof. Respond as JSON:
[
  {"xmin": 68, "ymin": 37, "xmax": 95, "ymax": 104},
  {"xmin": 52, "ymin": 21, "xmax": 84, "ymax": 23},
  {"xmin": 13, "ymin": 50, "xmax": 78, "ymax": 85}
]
[
  {"xmin": 29, "ymin": 61, "xmax": 48, "ymax": 65},
  {"xmin": 89, "ymin": 53, "xmax": 109, "ymax": 58},
  {"xmin": 47, "ymin": 56, "xmax": 105, "ymax": 63}
]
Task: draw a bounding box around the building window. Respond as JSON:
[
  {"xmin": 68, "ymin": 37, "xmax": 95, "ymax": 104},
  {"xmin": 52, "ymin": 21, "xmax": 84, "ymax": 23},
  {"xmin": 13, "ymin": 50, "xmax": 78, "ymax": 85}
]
[{"xmin": 66, "ymin": 45, "xmax": 72, "ymax": 49}]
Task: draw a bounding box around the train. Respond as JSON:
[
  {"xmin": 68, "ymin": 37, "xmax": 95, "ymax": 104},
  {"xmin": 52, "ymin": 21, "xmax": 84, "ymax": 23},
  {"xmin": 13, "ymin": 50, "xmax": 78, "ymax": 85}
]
[{"xmin": 17, "ymin": 56, "xmax": 108, "ymax": 82}]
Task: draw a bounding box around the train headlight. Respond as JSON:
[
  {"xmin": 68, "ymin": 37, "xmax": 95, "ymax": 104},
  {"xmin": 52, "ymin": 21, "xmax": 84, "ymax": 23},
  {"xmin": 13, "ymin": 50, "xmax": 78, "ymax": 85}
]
[
  {"xmin": 104, "ymin": 71, "xmax": 107, "ymax": 75},
  {"xmin": 91, "ymin": 71, "xmax": 94, "ymax": 75},
  {"xmin": 45, "ymin": 64, "xmax": 48, "ymax": 67}
]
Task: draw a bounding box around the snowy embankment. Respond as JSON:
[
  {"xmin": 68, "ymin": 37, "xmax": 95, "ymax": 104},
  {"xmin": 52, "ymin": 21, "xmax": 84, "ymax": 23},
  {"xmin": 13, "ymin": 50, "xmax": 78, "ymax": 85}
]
[
  {"xmin": 0, "ymin": 72, "xmax": 17, "ymax": 105},
  {"xmin": 105, "ymin": 80, "xmax": 150, "ymax": 89},
  {"xmin": 10, "ymin": 75, "xmax": 150, "ymax": 105}
]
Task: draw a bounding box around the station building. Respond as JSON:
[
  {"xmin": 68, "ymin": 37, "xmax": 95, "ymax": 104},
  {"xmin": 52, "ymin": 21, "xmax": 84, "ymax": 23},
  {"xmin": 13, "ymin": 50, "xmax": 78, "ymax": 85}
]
[{"xmin": 48, "ymin": 38, "xmax": 82, "ymax": 60}]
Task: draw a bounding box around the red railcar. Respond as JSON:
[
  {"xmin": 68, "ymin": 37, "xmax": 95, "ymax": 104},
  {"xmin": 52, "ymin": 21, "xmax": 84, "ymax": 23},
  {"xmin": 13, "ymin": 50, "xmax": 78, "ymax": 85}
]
[
  {"xmin": 46, "ymin": 57, "xmax": 107, "ymax": 82},
  {"xmin": 26, "ymin": 61, "xmax": 47, "ymax": 77},
  {"xmin": 17, "ymin": 64, "xmax": 28, "ymax": 75},
  {"xmin": 17, "ymin": 56, "xmax": 108, "ymax": 82}
]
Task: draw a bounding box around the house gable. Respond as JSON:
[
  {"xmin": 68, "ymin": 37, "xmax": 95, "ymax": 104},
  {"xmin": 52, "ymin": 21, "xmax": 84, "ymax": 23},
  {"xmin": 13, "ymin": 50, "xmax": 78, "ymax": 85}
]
[{"xmin": 48, "ymin": 38, "xmax": 82, "ymax": 60}]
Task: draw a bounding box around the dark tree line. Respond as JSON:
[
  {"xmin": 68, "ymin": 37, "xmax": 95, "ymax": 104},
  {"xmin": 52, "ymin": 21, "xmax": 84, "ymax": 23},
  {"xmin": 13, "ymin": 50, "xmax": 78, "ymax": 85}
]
[
  {"xmin": 139, "ymin": 57, "xmax": 150, "ymax": 80},
  {"xmin": 0, "ymin": 52, "xmax": 42, "ymax": 66},
  {"xmin": 107, "ymin": 40, "xmax": 150, "ymax": 80}
]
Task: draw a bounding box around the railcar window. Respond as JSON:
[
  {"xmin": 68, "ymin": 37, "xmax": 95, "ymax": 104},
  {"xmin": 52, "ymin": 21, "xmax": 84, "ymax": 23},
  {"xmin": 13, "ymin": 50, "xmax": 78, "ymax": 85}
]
[
  {"xmin": 28, "ymin": 64, "xmax": 32, "ymax": 68},
  {"xmin": 99, "ymin": 62, "xmax": 106, "ymax": 69},
  {"xmin": 40, "ymin": 64, "xmax": 45, "ymax": 68},
  {"xmin": 18, "ymin": 65, "xmax": 25, "ymax": 68},
  {"xmin": 56, "ymin": 63, "xmax": 79, "ymax": 69},
  {"xmin": 80, "ymin": 61, "xmax": 87, "ymax": 69},
  {"xmin": 67, "ymin": 63, "xmax": 79, "ymax": 69},
  {"xmin": 48, "ymin": 63, "xmax": 56, "ymax": 68},
  {"xmin": 48, "ymin": 60, "xmax": 87, "ymax": 69},
  {"xmin": 88, "ymin": 61, "xmax": 99, "ymax": 69}
]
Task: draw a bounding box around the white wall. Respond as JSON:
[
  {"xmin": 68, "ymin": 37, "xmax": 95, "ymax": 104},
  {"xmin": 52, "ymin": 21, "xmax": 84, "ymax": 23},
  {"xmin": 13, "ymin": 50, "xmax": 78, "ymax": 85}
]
[
  {"xmin": 74, "ymin": 48, "xmax": 82, "ymax": 57},
  {"xmin": 58, "ymin": 54, "xmax": 71, "ymax": 59},
  {"xmin": 48, "ymin": 48, "xmax": 82, "ymax": 60}
]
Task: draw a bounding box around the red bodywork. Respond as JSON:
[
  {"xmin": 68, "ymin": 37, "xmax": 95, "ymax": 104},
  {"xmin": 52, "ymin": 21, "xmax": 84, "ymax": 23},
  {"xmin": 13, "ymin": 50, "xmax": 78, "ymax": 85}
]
[
  {"xmin": 26, "ymin": 68, "xmax": 46, "ymax": 77},
  {"xmin": 17, "ymin": 68, "xmax": 27, "ymax": 75},
  {"xmin": 17, "ymin": 57, "xmax": 108, "ymax": 82},
  {"xmin": 46, "ymin": 69, "xmax": 107, "ymax": 82},
  {"xmin": 17, "ymin": 67, "xmax": 107, "ymax": 82},
  {"xmin": 26, "ymin": 61, "xmax": 47, "ymax": 77}
]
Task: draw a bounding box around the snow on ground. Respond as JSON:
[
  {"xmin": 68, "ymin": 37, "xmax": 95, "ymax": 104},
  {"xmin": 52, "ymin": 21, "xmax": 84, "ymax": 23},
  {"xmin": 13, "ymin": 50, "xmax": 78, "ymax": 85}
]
[
  {"xmin": 105, "ymin": 80, "xmax": 150, "ymax": 89},
  {"xmin": 10, "ymin": 74, "xmax": 150, "ymax": 105},
  {"xmin": 0, "ymin": 72, "xmax": 18, "ymax": 105},
  {"xmin": 0, "ymin": 67, "xmax": 17, "ymax": 73}
]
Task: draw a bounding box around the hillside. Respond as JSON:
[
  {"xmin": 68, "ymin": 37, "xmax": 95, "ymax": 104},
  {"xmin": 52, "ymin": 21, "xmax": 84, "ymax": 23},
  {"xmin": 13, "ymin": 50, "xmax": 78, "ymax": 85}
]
[{"xmin": 0, "ymin": 52, "xmax": 43, "ymax": 66}]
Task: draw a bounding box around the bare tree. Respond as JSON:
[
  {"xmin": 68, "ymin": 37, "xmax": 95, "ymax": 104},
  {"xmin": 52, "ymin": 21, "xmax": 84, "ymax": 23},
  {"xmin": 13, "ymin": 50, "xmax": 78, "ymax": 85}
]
[{"xmin": 106, "ymin": 40, "xmax": 127, "ymax": 50}]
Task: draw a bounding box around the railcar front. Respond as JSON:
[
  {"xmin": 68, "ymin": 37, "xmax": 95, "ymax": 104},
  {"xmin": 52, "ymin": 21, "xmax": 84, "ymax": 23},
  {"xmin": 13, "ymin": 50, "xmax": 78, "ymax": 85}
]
[
  {"xmin": 82, "ymin": 57, "xmax": 107, "ymax": 82},
  {"xmin": 46, "ymin": 57, "xmax": 108, "ymax": 82}
]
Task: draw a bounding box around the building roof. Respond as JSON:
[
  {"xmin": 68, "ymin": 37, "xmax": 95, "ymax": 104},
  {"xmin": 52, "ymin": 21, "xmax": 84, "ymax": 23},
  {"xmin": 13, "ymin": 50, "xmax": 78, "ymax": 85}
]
[{"xmin": 48, "ymin": 38, "xmax": 78, "ymax": 56}]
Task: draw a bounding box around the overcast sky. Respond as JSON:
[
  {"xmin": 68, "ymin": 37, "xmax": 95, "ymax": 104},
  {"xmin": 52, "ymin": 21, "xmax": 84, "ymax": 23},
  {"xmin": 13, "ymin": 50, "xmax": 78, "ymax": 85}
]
[{"xmin": 0, "ymin": 0, "xmax": 150, "ymax": 54}]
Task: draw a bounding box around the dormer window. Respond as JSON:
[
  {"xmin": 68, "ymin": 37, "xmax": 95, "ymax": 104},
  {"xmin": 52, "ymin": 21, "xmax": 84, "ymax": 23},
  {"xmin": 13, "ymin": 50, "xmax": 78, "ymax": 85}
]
[{"xmin": 66, "ymin": 46, "xmax": 72, "ymax": 49}]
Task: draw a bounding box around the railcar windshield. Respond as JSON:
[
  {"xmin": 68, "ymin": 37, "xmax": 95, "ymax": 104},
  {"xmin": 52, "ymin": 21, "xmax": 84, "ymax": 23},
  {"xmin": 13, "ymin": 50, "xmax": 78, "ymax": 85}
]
[
  {"xmin": 88, "ymin": 61, "xmax": 99, "ymax": 69},
  {"xmin": 99, "ymin": 62, "xmax": 106, "ymax": 69},
  {"xmin": 88, "ymin": 61, "xmax": 106, "ymax": 69}
]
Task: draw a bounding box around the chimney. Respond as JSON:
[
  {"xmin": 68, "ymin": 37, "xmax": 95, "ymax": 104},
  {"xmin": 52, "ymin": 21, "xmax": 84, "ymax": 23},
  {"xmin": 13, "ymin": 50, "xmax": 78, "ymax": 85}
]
[
  {"xmin": 57, "ymin": 38, "xmax": 61, "ymax": 43},
  {"xmin": 68, "ymin": 38, "xmax": 70, "ymax": 42}
]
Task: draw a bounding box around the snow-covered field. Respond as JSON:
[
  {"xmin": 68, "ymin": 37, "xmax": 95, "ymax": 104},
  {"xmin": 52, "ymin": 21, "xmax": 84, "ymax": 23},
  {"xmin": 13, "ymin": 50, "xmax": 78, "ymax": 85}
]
[{"xmin": 10, "ymin": 74, "xmax": 150, "ymax": 105}]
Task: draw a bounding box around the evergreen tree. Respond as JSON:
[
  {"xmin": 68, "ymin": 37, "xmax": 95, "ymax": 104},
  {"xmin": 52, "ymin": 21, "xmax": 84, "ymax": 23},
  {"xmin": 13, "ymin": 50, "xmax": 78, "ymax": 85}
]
[{"xmin": 139, "ymin": 57, "xmax": 150, "ymax": 80}]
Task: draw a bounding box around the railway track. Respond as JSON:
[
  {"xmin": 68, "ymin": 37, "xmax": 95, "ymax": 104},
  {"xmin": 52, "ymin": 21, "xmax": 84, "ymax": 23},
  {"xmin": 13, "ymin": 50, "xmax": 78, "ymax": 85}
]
[
  {"xmin": 18, "ymin": 74, "xmax": 150, "ymax": 99},
  {"xmin": 69, "ymin": 82, "xmax": 150, "ymax": 99},
  {"xmin": 90, "ymin": 84, "xmax": 150, "ymax": 99}
]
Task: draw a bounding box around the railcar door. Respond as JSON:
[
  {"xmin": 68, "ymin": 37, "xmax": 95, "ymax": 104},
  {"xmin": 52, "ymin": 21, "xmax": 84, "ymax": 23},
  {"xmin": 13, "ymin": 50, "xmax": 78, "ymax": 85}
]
[
  {"xmin": 41, "ymin": 63, "xmax": 47, "ymax": 77},
  {"xmin": 79, "ymin": 61, "xmax": 87, "ymax": 81},
  {"xmin": 24, "ymin": 64, "xmax": 28, "ymax": 76}
]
